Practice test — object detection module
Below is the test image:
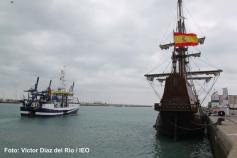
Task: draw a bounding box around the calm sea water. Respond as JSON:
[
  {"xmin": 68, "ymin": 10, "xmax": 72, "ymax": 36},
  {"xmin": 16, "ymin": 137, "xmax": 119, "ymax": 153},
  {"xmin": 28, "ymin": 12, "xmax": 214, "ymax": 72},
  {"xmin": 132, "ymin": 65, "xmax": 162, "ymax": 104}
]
[{"xmin": 0, "ymin": 104, "xmax": 213, "ymax": 158}]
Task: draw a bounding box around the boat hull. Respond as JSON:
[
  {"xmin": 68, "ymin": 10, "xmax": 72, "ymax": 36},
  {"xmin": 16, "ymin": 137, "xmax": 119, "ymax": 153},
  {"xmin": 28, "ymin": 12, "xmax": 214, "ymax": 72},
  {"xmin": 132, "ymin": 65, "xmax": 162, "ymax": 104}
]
[
  {"xmin": 154, "ymin": 111, "xmax": 208, "ymax": 138},
  {"xmin": 20, "ymin": 105, "xmax": 79, "ymax": 116}
]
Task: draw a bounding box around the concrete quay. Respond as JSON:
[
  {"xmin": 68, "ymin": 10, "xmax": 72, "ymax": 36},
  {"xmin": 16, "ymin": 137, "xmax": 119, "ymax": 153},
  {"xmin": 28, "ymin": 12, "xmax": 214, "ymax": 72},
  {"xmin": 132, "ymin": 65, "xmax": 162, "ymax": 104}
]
[{"xmin": 209, "ymin": 116, "xmax": 237, "ymax": 158}]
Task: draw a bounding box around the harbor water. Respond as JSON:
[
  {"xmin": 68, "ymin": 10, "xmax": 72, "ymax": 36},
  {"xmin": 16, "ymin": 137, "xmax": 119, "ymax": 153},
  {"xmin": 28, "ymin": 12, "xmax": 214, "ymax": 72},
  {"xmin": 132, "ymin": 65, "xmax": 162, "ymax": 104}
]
[{"xmin": 0, "ymin": 104, "xmax": 213, "ymax": 158}]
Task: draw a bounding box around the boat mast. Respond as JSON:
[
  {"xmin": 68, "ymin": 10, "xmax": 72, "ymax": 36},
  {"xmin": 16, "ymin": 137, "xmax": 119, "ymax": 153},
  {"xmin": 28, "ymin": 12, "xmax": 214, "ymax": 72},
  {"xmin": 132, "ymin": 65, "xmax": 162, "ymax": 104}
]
[{"xmin": 176, "ymin": 0, "xmax": 186, "ymax": 77}]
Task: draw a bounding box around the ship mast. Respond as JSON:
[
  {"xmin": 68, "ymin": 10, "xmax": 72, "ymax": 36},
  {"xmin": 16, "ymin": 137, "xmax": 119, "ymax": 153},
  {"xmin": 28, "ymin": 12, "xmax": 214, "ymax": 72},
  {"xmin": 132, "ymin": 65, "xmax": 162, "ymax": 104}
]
[
  {"xmin": 144, "ymin": 0, "xmax": 222, "ymax": 103},
  {"xmin": 176, "ymin": 0, "xmax": 186, "ymax": 77}
]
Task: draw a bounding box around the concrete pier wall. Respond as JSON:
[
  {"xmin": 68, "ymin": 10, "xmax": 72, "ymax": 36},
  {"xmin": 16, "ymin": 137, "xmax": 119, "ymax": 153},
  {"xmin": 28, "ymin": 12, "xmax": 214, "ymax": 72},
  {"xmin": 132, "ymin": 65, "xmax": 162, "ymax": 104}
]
[{"xmin": 208, "ymin": 116, "xmax": 237, "ymax": 158}]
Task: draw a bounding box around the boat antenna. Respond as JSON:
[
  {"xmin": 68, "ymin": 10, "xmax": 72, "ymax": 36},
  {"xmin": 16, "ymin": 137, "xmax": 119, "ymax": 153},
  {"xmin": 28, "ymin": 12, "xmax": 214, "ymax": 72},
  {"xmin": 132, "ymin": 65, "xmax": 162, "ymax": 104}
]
[
  {"xmin": 59, "ymin": 69, "xmax": 66, "ymax": 90},
  {"xmin": 69, "ymin": 82, "xmax": 75, "ymax": 93}
]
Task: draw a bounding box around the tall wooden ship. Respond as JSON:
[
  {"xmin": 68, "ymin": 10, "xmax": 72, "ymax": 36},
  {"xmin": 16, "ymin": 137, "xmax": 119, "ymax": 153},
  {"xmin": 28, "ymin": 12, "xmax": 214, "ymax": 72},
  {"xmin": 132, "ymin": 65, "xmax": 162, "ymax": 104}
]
[{"xmin": 144, "ymin": 0, "xmax": 222, "ymax": 139}]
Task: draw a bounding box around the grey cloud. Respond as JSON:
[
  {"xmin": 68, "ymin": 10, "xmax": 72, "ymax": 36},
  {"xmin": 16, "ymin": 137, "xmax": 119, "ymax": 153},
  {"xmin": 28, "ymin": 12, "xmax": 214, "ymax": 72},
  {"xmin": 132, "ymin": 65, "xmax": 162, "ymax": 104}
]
[{"xmin": 0, "ymin": 0, "xmax": 236, "ymax": 105}]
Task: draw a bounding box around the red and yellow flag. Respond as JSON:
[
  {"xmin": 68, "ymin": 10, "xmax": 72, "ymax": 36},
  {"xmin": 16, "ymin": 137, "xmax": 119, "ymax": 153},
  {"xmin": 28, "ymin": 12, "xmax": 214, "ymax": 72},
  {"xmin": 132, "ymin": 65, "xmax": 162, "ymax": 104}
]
[{"xmin": 174, "ymin": 32, "xmax": 198, "ymax": 47}]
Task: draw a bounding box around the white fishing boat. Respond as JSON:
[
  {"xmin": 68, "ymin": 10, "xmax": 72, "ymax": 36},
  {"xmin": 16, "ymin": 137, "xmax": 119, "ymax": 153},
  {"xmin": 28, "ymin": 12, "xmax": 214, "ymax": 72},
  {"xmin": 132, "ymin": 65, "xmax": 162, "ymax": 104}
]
[{"xmin": 20, "ymin": 70, "xmax": 80, "ymax": 116}]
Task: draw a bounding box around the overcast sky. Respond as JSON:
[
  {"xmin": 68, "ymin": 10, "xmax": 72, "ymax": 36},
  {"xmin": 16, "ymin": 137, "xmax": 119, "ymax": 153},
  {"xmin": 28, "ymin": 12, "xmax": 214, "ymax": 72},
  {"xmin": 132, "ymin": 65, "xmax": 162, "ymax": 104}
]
[{"xmin": 0, "ymin": 0, "xmax": 237, "ymax": 105}]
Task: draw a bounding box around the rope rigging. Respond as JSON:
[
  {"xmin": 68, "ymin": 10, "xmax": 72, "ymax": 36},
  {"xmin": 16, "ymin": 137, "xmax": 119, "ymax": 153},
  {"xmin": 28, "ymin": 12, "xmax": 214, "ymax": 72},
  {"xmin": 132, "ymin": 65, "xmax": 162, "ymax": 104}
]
[
  {"xmin": 200, "ymin": 75, "xmax": 220, "ymax": 105},
  {"xmin": 185, "ymin": 46, "xmax": 221, "ymax": 106},
  {"xmin": 146, "ymin": 80, "xmax": 161, "ymax": 99}
]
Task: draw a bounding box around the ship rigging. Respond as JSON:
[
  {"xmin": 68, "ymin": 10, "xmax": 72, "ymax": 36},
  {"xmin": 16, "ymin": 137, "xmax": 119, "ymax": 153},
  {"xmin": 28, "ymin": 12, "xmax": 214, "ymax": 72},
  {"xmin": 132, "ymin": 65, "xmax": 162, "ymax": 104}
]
[{"xmin": 144, "ymin": 0, "xmax": 222, "ymax": 139}]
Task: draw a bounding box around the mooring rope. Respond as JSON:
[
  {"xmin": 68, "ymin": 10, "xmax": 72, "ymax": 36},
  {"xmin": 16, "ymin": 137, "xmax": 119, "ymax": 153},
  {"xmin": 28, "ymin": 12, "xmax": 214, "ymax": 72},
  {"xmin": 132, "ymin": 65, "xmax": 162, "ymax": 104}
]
[{"xmin": 164, "ymin": 119, "xmax": 216, "ymax": 131}]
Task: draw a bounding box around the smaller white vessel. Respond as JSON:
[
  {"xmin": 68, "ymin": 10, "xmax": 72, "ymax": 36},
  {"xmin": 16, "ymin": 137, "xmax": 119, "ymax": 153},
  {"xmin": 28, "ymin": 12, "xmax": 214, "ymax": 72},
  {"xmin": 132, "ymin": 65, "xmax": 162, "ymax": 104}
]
[{"xmin": 20, "ymin": 70, "xmax": 80, "ymax": 116}]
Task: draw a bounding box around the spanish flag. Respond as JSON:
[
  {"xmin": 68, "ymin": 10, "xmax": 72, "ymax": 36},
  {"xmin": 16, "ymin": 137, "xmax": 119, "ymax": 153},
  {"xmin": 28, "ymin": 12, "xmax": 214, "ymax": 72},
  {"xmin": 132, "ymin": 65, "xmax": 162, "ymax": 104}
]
[{"xmin": 174, "ymin": 32, "xmax": 198, "ymax": 47}]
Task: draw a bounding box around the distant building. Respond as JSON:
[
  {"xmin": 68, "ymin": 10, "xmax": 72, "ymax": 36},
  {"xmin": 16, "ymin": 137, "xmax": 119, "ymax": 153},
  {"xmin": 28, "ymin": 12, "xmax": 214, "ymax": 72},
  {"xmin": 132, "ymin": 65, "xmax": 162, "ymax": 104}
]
[{"xmin": 209, "ymin": 88, "xmax": 237, "ymax": 108}]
